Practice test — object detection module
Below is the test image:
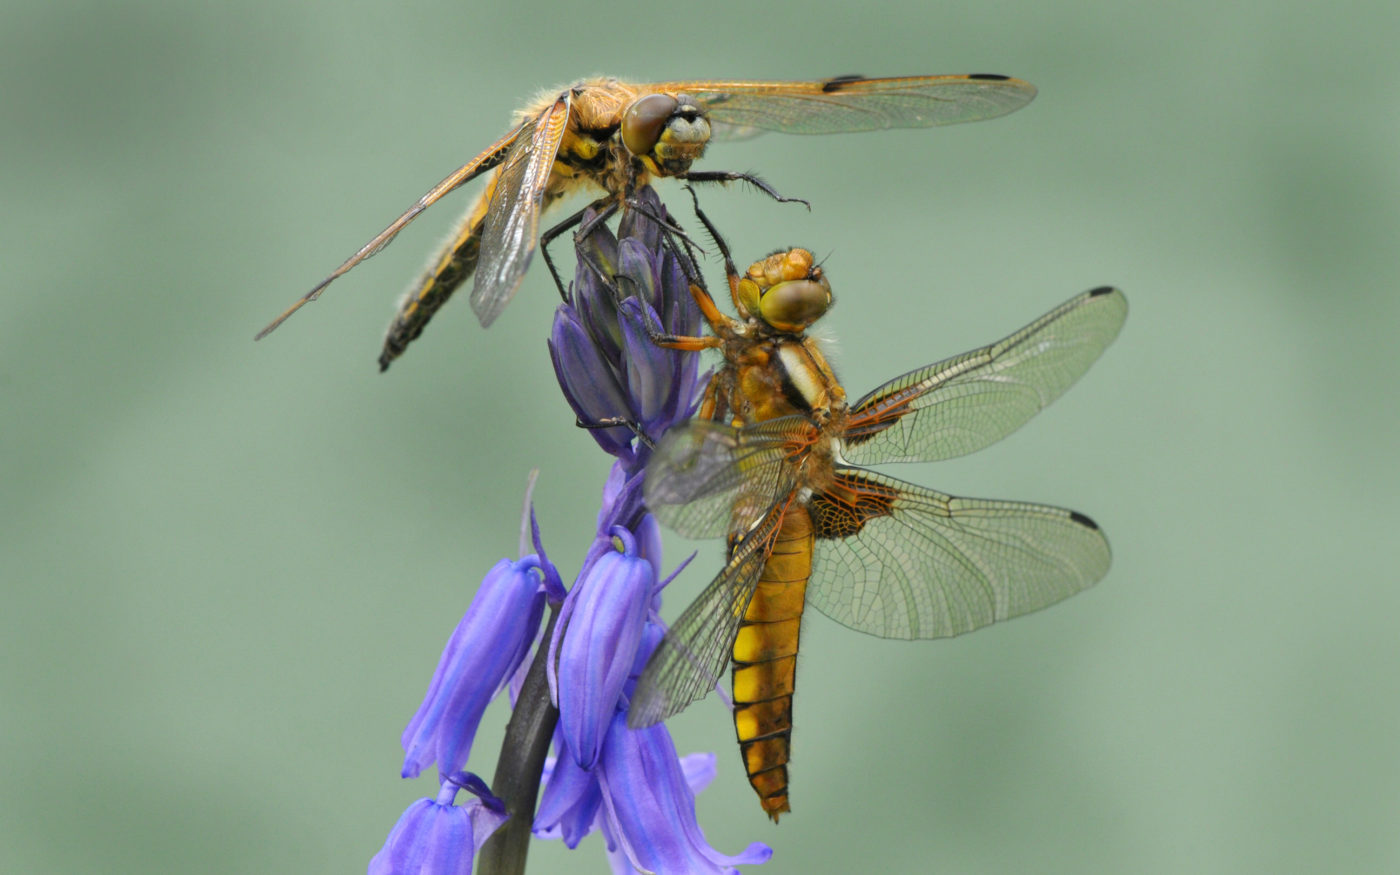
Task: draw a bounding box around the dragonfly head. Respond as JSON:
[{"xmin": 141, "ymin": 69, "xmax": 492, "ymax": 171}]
[
  {"xmin": 737, "ymin": 248, "xmax": 832, "ymax": 334},
  {"xmin": 622, "ymin": 93, "xmax": 711, "ymax": 176}
]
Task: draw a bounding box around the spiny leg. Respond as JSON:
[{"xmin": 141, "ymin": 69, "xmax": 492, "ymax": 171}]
[
  {"xmin": 574, "ymin": 415, "xmax": 656, "ymax": 449},
  {"xmin": 540, "ymin": 193, "xmax": 692, "ymax": 303},
  {"xmin": 539, "ymin": 196, "xmax": 616, "ymax": 302},
  {"xmin": 679, "ymin": 170, "xmax": 811, "ymax": 210},
  {"xmin": 603, "ymin": 268, "xmax": 726, "ymax": 350},
  {"xmin": 680, "ymin": 186, "xmax": 747, "ymax": 315}
]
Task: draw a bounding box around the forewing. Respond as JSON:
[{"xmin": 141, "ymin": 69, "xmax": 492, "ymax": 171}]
[
  {"xmin": 841, "ymin": 287, "xmax": 1127, "ymax": 465},
  {"xmin": 469, "ymin": 93, "xmax": 571, "ymax": 327},
  {"xmin": 627, "ymin": 504, "xmax": 785, "ymax": 727},
  {"xmin": 644, "ymin": 416, "xmax": 803, "ymax": 541},
  {"xmin": 255, "ymin": 123, "xmax": 523, "ymax": 340},
  {"xmin": 651, "ymin": 74, "xmax": 1036, "ymax": 140},
  {"xmin": 807, "ymin": 469, "xmax": 1110, "ymax": 639}
]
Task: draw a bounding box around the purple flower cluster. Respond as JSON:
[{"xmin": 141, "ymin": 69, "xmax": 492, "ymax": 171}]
[{"xmin": 369, "ymin": 188, "xmax": 770, "ymax": 874}]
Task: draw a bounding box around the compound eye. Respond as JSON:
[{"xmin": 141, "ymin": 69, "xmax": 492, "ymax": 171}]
[
  {"xmin": 622, "ymin": 94, "xmax": 679, "ymax": 157},
  {"xmin": 759, "ymin": 277, "xmax": 832, "ymax": 333}
]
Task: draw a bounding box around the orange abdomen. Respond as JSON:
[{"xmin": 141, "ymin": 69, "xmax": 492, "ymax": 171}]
[{"xmin": 732, "ymin": 505, "xmax": 813, "ymax": 822}]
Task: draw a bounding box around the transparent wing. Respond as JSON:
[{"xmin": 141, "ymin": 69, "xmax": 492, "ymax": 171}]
[
  {"xmin": 254, "ymin": 123, "xmax": 523, "ymax": 340},
  {"xmin": 841, "ymin": 287, "xmax": 1127, "ymax": 465},
  {"xmin": 807, "ymin": 468, "xmax": 1110, "ymax": 640},
  {"xmin": 627, "ymin": 503, "xmax": 786, "ymax": 727},
  {"xmin": 644, "ymin": 415, "xmax": 804, "ymax": 541},
  {"xmin": 651, "ymin": 74, "xmax": 1036, "ymax": 140},
  {"xmin": 468, "ymin": 93, "xmax": 571, "ymax": 327}
]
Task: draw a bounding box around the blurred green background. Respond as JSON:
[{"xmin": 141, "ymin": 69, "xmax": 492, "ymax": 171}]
[{"xmin": 4, "ymin": 0, "xmax": 1397, "ymax": 871}]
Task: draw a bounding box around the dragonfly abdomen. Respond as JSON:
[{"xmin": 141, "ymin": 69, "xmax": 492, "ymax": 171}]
[
  {"xmin": 378, "ymin": 187, "xmax": 493, "ymax": 371},
  {"xmin": 732, "ymin": 505, "xmax": 814, "ymax": 822}
]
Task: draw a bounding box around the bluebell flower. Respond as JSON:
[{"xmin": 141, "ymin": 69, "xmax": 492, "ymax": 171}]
[
  {"xmin": 536, "ymin": 707, "xmax": 772, "ymax": 875},
  {"xmin": 597, "ymin": 710, "xmax": 772, "ymax": 875},
  {"xmin": 375, "ymin": 186, "xmax": 768, "ymax": 874},
  {"xmin": 553, "ymin": 527, "xmax": 653, "ymax": 769},
  {"xmin": 400, "ymin": 555, "xmax": 551, "ymax": 780},
  {"xmin": 370, "ymin": 772, "xmax": 508, "ymax": 875},
  {"xmin": 549, "ymin": 187, "xmax": 704, "ymax": 463}
]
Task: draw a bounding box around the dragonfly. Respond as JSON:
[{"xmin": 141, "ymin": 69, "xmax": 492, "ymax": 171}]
[
  {"xmin": 631, "ymin": 216, "xmax": 1126, "ymax": 820},
  {"xmin": 254, "ymin": 74, "xmax": 1037, "ymax": 370}
]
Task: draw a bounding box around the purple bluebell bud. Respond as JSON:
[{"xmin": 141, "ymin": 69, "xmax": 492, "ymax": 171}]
[
  {"xmin": 549, "ymin": 306, "xmax": 635, "ymax": 459},
  {"xmin": 400, "ymin": 557, "xmax": 546, "ymax": 780},
  {"xmin": 548, "ymin": 186, "xmax": 702, "ymax": 459},
  {"xmin": 369, "ymin": 772, "xmax": 507, "ymax": 875}
]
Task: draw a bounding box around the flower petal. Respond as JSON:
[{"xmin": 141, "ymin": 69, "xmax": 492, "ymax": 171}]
[
  {"xmin": 556, "ymin": 529, "xmax": 654, "ymax": 769},
  {"xmin": 400, "ymin": 558, "xmax": 544, "ymax": 779}
]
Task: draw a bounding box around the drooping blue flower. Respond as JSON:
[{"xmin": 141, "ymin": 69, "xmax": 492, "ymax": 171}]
[
  {"xmin": 553, "ymin": 527, "xmax": 654, "ymax": 769},
  {"xmin": 536, "ymin": 709, "xmax": 772, "ymax": 875},
  {"xmin": 369, "ymin": 772, "xmax": 508, "ymax": 875},
  {"xmin": 532, "ymin": 733, "xmax": 603, "ymax": 849},
  {"xmin": 400, "ymin": 555, "xmax": 549, "ymax": 780}
]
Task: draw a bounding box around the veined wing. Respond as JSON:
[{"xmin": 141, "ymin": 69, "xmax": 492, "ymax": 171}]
[
  {"xmin": 806, "ymin": 468, "xmax": 1109, "ymax": 639},
  {"xmin": 652, "ymin": 74, "xmax": 1036, "ymax": 140},
  {"xmin": 628, "ymin": 502, "xmax": 787, "ymax": 727},
  {"xmin": 841, "ymin": 287, "xmax": 1126, "ymax": 466},
  {"xmin": 644, "ymin": 415, "xmax": 805, "ymax": 541},
  {"xmin": 469, "ymin": 93, "xmax": 571, "ymax": 327},
  {"xmin": 254, "ymin": 122, "xmax": 525, "ymax": 340}
]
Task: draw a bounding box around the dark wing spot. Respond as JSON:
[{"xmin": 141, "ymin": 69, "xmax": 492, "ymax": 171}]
[
  {"xmin": 809, "ymin": 475, "xmax": 898, "ymax": 539},
  {"xmin": 1069, "ymin": 510, "xmax": 1100, "ymax": 530},
  {"xmin": 821, "ymin": 74, "xmax": 867, "ymax": 93},
  {"xmin": 1088, "ymin": 285, "xmax": 1115, "ymax": 297},
  {"xmin": 968, "ymin": 73, "xmax": 1011, "ymax": 81}
]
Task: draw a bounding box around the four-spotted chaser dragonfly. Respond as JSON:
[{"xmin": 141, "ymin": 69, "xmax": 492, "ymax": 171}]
[
  {"xmin": 254, "ymin": 74, "xmax": 1036, "ymax": 370},
  {"xmin": 631, "ymin": 225, "xmax": 1126, "ymax": 820}
]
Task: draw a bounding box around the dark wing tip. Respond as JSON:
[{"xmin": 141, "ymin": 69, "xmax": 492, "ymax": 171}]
[
  {"xmin": 1088, "ymin": 285, "xmax": 1117, "ymax": 297},
  {"xmin": 821, "ymin": 74, "xmax": 867, "ymax": 93},
  {"xmin": 968, "ymin": 73, "xmax": 1012, "ymax": 81},
  {"xmin": 1068, "ymin": 510, "xmax": 1100, "ymax": 531}
]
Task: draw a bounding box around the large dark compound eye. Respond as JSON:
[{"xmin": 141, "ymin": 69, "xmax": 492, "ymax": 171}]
[
  {"xmin": 622, "ymin": 94, "xmax": 680, "ymax": 157},
  {"xmin": 759, "ymin": 277, "xmax": 832, "ymax": 333}
]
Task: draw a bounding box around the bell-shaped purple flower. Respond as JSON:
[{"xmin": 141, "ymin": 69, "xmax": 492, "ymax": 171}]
[
  {"xmin": 400, "ymin": 556, "xmax": 547, "ymax": 779},
  {"xmin": 597, "ymin": 710, "xmax": 771, "ymax": 875},
  {"xmin": 536, "ymin": 619, "xmax": 768, "ymax": 874},
  {"xmin": 553, "ymin": 527, "xmax": 654, "ymax": 769},
  {"xmin": 369, "ymin": 772, "xmax": 507, "ymax": 875},
  {"xmin": 533, "ymin": 737, "xmax": 603, "ymax": 849}
]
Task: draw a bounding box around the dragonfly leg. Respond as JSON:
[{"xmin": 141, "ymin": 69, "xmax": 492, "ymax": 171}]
[
  {"xmin": 575, "ymin": 415, "xmax": 656, "ymax": 449},
  {"xmin": 607, "ymin": 267, "xmax": 728, "ymax": 345},
  {"xmin": 678, "ymin": 169, "xmax": 811, "ymax": 210},
  {"xmin": 539, "ymin": 196, "xmax": 614, "ymax": 302},
  {"xmin": 679, "ymin": 186, "xmax": 751, "ymax": 316}
]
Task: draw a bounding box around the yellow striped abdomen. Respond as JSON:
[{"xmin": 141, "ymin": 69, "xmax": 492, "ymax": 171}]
[
  {"xmin": 732, "ymin": 505, "xmax": 813, "ymax": 822},
  {"xmin": 377, "ymin": 182, "xmax": 494, "ymax": 371}
]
